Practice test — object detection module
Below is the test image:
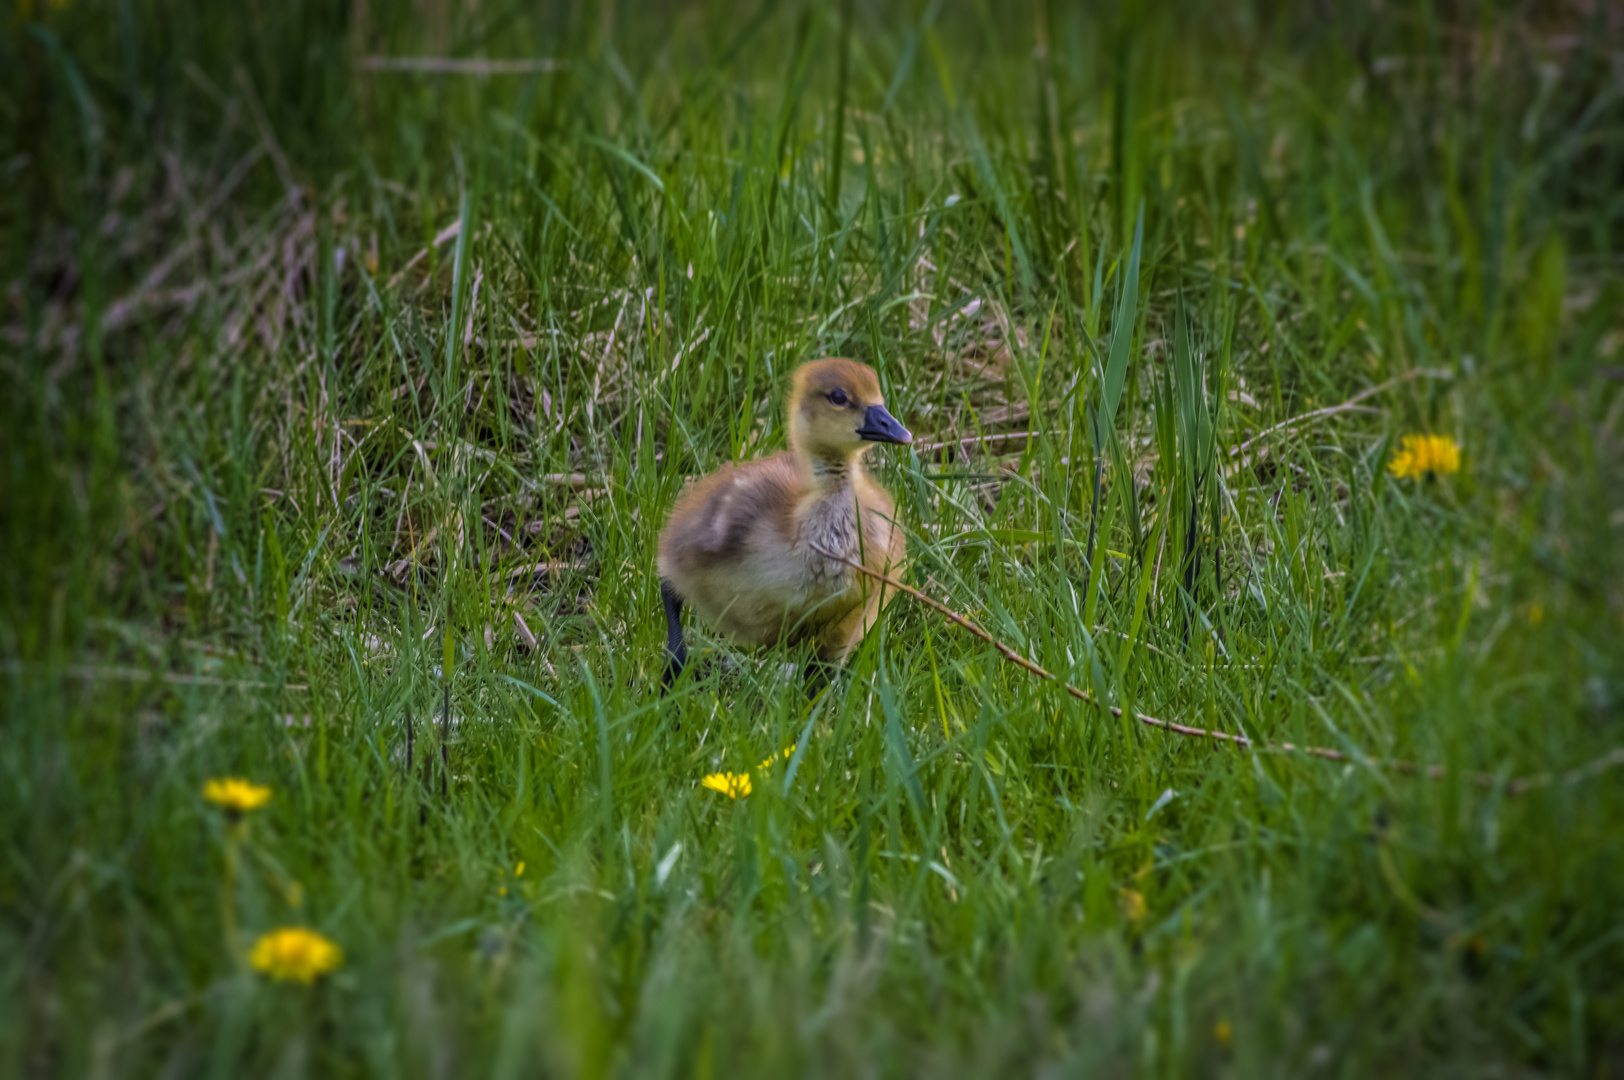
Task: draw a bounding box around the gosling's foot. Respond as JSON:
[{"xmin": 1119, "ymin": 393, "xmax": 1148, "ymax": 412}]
[
  {"xmin": 802, "ymin": 657, "xmax": 841, "ymax": 699},
  {"xmin": 661, "ymin": 650, "xmax": 737, "ymax": 691}
]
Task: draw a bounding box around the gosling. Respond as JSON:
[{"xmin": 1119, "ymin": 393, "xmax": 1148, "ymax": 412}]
[{"xmin": 658, "ymin": 358, "xmax": 912, "ymax": 689}]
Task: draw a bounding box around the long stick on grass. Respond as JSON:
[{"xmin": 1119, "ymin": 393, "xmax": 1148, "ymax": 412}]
[
  {"xmin": 815, "ymin": 546, "xmax": 1622, "ymax": 796},
  {"xmin": 1228, "ymin": 367, "xmax": 1453, "ymax": 464}
]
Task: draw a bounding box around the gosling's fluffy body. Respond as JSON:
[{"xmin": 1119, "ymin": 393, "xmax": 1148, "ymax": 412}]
[
  {"xmin": 658, "ymin": 359, "xmax": 909, "ymax": 676},
  {"xmin": 659, "ymin": 452, "xmax": 898, "ymax": 658}
]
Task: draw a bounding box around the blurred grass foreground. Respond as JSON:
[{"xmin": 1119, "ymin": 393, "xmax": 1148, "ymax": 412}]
[{"xmin": 4, "ymin": 0, "xmax": 1624, "ymax": 1074}]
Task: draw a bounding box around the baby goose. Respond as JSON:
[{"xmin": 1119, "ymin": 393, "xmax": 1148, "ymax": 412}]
[{"xmin": 658, "ymin": 358, "xmax": 912, "ymax": 688}]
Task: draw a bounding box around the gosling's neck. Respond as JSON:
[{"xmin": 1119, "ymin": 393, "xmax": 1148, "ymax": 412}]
[
  {"xmin": 795, "ymin": 444, "xmax": 867, "ymax": 496},
  {"xmin": 796, "ymin": 448, "xmax": 867, "ymax": 564}
]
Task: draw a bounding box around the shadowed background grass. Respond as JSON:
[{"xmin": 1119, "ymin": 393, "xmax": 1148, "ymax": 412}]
[{"xmin": 3, "ymin": 0, "xmax": 1624, "ymax": 1074}]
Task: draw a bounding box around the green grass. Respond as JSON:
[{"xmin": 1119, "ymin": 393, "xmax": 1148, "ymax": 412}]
[{"xmin": 4, "ymin": 0, "xmax": 1624, "ymax": 1074}]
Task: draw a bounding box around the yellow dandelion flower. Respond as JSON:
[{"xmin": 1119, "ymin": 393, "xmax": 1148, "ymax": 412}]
[
  {"xmin": 514, "ymin": 861, "xmax": 525, "ymax": 877},
  {"xmin": 1388, "ymin": 434, "xmax": 1461, "ymax": 479},
  {"xmin": 700, "ymin": 746, "xmax": 796, "ymax": 798},
  {"xmin": 248, "ymin": 926, "xmax": 343, "ymax": 984},
  {"xmin": 1214, "ymin": 1019, "xmax": 1233, "ymax": 1047},
  {"xmin": 202, "ymin": 778, "xmax": 272, "ymax": 814},
  {"xmin": 701, "ymin": 771, "xmax": 752, "ymax": 799}
]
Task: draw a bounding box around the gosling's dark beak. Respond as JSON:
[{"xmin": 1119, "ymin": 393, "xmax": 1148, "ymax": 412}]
[{"xmin": 856, "ymin": 404, "xmax": 912, "ymax": 445}]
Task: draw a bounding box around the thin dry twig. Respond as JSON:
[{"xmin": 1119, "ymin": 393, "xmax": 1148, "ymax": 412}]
[
  {"xmin": 537, "ymin": 473, "xmax": 601, "ymax": 489},
  {"xmin": 914, "ymin": 429, "xmax": 1043, "ymax": 461},
  {"xmin": 813, "ymin": 546, "xmax": 1623, "ymax": 797},
  {"xmin": 1229, "ymin": 367, "xmax": 1453, "ymax": 464},
  {"xmin": 387, "ymin": 219, "xmax": 462, "ymax": 290},
  {"xmin": 511, "ymin": 611, "xmax": 557, "ymax": 678}
]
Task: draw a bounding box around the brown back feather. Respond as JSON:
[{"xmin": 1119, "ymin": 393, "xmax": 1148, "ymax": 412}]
[{"xmin": 658, "ymin": 452, "xmax": 802, "ymax": 574}]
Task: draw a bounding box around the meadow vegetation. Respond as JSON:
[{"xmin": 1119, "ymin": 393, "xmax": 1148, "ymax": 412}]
[{"xmin": 4, "ymin": 0, "xmax": 1624, "ymax": 1074}]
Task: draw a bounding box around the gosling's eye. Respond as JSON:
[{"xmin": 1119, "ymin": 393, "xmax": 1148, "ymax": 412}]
[{"xmin": 827, "ymin": 388, "xmax": 849, "ymax": 407}]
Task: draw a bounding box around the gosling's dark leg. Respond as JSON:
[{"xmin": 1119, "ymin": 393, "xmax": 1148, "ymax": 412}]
[
  {"xmin": 803, "ymin": 655, "xmax": 839, "ymax": 699},
  {"xmin": 660, "ymin": 579, "xmax": 687, "ymax": 693}
]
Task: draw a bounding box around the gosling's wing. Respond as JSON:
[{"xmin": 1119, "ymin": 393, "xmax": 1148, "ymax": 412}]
[{"xmin": 660, "ymin": 454, "xmax": 801, "ymax": 573}]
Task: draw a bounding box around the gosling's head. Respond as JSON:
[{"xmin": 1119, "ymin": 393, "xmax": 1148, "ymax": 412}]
[{"xmin": 788, "ymin": 358, "xmax": 912, "ymax": 462}]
